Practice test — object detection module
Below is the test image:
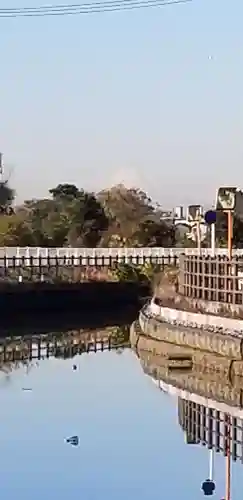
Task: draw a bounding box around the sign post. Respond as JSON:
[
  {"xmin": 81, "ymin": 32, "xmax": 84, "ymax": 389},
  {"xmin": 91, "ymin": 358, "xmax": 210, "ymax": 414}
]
[
  {"xmin": 204, "ymin": 210, "xmax": 217, "ymax": 257},
  {"xmin": 211, "ymin": 223, "xmax": 216, "ymax": 257},
  {"xmin": 216, "ymin": 188, "xmax": 236, "ymax": 260},
  {"xmin": 226, "ymin": 210, "xmax": 233, "ymax": 260},
  {"xmin": 201, "ymin": 449, "xmax": 215, "ymax": 496},
  {"xmin": 196, "ymin": 219, "xmax": 201, "ymax": 256}
]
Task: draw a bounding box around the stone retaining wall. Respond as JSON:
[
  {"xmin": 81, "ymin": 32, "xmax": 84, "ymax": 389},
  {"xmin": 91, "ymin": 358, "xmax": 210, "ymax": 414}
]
[{"xmin": 148, "ymin": 300, "xmax": 243, "ymax": 335}]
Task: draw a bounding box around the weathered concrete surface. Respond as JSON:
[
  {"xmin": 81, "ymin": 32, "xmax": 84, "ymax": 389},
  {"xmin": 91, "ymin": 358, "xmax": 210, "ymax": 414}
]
[
  {"xmin": 131, "ymin": 328, "xmax": 243, "ymax": 408},
  {"xmin": 130, "ymin": 321, "xmax": 243, "ymax": 381},
  {"xmin": 139, "ymin": 309, "xmax": 243, "ymax": 359},
  {"xmin": 142, "ymin": 359, "xmax": 243, "ymax": 409},
  {"xmin": 154, "ymin": 269, "xmax": 243, "ymax": 319},
  {"xmin": 130, "ymin": 323, "xmax": 232, "ymax": 376},
  {"xmin": 159, "ymin": 294, "xmax": 243, "ymax": 319},
  {"xmin": 148, "ymin": 301, "xmax": 243, "ymax": 336}
]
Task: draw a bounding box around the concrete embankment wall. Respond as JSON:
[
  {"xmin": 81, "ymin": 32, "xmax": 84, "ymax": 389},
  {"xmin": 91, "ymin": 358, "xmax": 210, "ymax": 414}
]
[
  {"xmin": 0, "ymin": 281, "xmax": 150, "ymax": 315},
  {"xmin": 138, "ymin": 308, "xmax": 243, "ymax": 359},
  {"xmin": 149, "ymin": 301, "xmax": 243, "ymax": 335}
]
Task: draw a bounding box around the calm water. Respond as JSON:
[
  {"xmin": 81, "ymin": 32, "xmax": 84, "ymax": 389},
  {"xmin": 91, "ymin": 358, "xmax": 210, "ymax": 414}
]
[{"xmin": 0, "ymin": 325, "xmax": 243, "ymax": 499}]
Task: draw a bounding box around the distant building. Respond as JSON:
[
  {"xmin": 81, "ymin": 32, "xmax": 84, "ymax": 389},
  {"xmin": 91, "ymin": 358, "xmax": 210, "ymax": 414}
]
[
  {"xmin": 174, "ymin": 206, "xmax": 184, "ymax": 219},
  {"xmin": 159, "ymin": 204, "xmax": 209, "ymax": 243}
]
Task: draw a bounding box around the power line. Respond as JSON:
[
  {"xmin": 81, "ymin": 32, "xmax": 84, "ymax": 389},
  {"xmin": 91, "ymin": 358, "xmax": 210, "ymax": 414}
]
[
  {"xmin": 0, "ymin": 0, "xmax": 189, "ymax": 10},
  {"xmin": 0, "ymin": 0, "xmax": 191, "ymax": 17}
]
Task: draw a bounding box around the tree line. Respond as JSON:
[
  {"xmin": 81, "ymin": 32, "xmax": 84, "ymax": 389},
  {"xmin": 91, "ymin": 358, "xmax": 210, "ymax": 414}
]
[{"xmin": 0, "ymin": 181, "xmax": 242, "ymax": 247}]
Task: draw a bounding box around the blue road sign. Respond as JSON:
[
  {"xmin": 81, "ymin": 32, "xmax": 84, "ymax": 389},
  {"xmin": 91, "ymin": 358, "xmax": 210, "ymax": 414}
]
[
  {"xmin": 201, "ymin": 479, "xmax": 216, "ymax": 496},
  {"xmin": 204, "ymin": 210, "xmax": 217, "ymax": 225}
]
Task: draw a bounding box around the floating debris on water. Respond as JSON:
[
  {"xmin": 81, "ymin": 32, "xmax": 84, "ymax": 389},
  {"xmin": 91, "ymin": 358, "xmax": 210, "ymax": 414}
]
[{"xmin": 66, "ymin": 435, "xmax": 79, "ymax": 446}]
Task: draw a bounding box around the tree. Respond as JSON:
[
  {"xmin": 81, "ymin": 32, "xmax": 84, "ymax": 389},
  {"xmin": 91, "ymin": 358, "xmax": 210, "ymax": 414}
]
[
  {"xmin": 67, "ymin": 190, "xmax": 109, "ymax": 247},
  {"xmin": 216, "ymin": 212, "xmax": 243, "ymax": 248},
  {"xmin": 133, "ymin": 218, "xmax": 176, "ymax": 247},
  {"xmin": 19, "ymin": 198, "xmax": 67, "ymax": 246},
  {"xmin": 97, "ymin": 184, "xmax": 157, "ymax": 245},
  {"xmin": 3, "ymin": 185, "xmax": 109, "ymax": 247},
  {"xmin": 2, "ymin": 217, "xmax": 36, "ymax": 246},
  {"xmin": 49, "ymin": 183, "xmax": 79, "ymax": 199},
  {"xmin": 1, "ymin": 181, "xmax": 183, "ymax": 248},
  {"xmin": 0, "ymin": 181, "xmax": 15, "ymax": 209}
]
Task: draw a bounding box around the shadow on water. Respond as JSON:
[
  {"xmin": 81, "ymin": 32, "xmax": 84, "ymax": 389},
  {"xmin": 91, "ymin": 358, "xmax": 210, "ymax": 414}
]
[
  {"xmin": 0, "ymin": 302, "xmax": 145, "ymax": 377},
  {"xmin": 0, "ymin": 303, "xmax": 141, "ymax": 337},
  {"xmin": 0, "ymin": 309, "xmax": 136, "ymax": 374}
]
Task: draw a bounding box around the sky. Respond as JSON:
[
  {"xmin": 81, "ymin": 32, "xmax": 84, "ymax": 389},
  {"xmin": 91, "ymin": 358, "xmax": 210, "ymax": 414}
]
[{"xmin": 0, "ymin": 0, "xmax": 242, "ymax": 208}]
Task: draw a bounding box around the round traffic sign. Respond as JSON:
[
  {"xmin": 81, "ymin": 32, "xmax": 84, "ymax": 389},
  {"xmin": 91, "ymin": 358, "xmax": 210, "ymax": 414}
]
[
  {"xmin": 204, "ymin": 210, "xmax": 217, "ymax": 225},
  {"xmin": 201, "ymin": 479, "xmax": 216, "ymax": 496}
]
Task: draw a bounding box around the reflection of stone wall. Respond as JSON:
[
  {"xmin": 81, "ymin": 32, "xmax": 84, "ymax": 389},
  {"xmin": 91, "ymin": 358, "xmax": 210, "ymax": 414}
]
[
  {"xmin": 131, "ymin": 320, "xmax": 243, "ymax": 463},
  {"xmin": 130, "ymin": 321, "xmax": 243, "ymax": 407},
  {"xmin": 142, "ymin": 360, "xmax": 243, "ymax": 408},
  {"xmin": 138, "ymin": 311, "xmax": 243, "ymax": 359}
]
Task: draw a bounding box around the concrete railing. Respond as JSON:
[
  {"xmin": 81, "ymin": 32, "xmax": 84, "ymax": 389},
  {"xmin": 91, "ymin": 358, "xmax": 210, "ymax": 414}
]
[
  {"xmin": 0, "ymin": 246, "xmax": 183, "ymax": 260},
  {"xmin": 179, "ymin": 254, "xmax": 243, "ymax": 305},
  {"xmin": 1, "ymin": 246, "xmax": 243, "ymax": 260},
  {"xmin": 0, "ymin": 247, "xmax": 242, "ymax": 268}
]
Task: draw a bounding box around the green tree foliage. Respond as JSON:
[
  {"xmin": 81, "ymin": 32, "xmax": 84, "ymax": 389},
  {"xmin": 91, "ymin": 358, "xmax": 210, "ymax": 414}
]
[
  {"xmin": 112, "ymin": 261, "xmax": 160, "ymax": 284},
  {"xmin": 0, "ymin": 181, "xmax": 15, "ymax": 208},
  {"xmin": 97, "ymin": 184, "xmax": 173, "ymax": 247},
  {"xmin": 49, "ymin": 183, "xmax": 80, "ymax": 199},
  {"xmin": 215, "ymin": 212, "xmax": 243, "ymax": 248},
  {"xmin": 133, "ymin": 218, "xmax": 175, "ymax": 247},
  {"xmin": 0, "ymin": 182, "xmax": 178, "ymax": 248},
  {"xmin": 1, "ymin": 184, "xmax": 109, "ymax": 247}
]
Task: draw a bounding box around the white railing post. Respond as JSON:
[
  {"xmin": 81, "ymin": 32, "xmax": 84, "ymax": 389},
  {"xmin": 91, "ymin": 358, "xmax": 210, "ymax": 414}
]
[{"xmin": 0, "ymin": 246, "xmax": 241, "ymax": 264}]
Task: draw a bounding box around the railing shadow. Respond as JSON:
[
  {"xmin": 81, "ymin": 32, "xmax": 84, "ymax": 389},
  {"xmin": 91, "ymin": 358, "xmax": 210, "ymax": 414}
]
[{"xmin": 0, "ymin": 303, "xmax": 140, "ymax": 338}]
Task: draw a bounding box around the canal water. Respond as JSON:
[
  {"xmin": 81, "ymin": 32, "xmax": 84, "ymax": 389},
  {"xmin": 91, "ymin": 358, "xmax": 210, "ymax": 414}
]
[{"xmin": 0, "ymin": 324, "xmax": 243, "ymax": 499}]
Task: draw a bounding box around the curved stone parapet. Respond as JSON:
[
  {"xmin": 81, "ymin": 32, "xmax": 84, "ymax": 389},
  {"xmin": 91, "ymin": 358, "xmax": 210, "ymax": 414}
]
[{"xmin": 148, "ymin": 300, "xmax": 243, "ymax": 336}]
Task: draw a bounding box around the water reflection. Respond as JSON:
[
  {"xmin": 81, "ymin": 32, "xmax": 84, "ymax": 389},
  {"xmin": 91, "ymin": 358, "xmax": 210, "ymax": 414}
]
[
  {"xmin": 0, "ymin": 324, "xmax": 130, "ymax": 379},
  {"xmin": 1, "ymin": 316, "xmax": 243, "ymax": 499},
  {"xmin": 132, "ymin": 320, "xmax": 243, "ymax": 499}
]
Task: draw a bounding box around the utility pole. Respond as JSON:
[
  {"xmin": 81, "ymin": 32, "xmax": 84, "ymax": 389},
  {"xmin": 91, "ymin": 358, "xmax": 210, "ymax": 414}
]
[{"xmin": 0, "ymin": 152, "xmax": 3, "ymax": 182}]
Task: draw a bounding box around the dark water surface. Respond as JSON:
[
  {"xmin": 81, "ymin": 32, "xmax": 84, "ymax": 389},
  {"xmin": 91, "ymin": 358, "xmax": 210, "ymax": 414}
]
[{"xmin": 0, "ymin": 321, "xmax": 243, "ymax": 499}]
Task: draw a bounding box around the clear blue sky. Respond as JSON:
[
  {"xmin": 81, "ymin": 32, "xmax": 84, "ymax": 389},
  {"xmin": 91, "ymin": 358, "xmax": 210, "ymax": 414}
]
[{"xmin": 0, "ymin": 0, "xmax": 242, "ymax": 208}]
